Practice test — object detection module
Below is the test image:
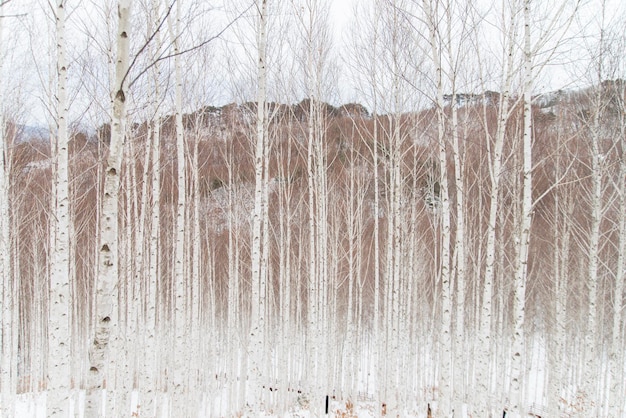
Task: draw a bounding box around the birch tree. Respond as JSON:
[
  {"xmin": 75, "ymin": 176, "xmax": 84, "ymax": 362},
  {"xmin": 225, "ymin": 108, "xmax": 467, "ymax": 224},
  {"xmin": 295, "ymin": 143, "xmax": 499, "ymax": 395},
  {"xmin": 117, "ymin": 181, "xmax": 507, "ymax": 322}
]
[
  {"xmin": 48, "ymin": 1, "xmax": 71, "ymax": 415},
  {"xmin": 422, "ymin": 0, "xmax": 453, "ymax": 414},
  {"xmin": 86, "ymin": 0, "xmax": 131, "ymax": 415},
  {"xmin": 608, "ymin": 30, "xmax": 626, "ymax": 415},
  {"xmin": 475, "ymin": 4, "xmax": 518, "ymax": 414},
  {"xmin": 166, "ymin": 0, "xmax": 190, "ymax": 412},
  {"xmin": 581, "ymin": 81, "xmax": 604, "ymax": 418},
  {"xmin": 145, "ymin": 66, "xmax": 162, "ymax": 417},
  {"xmin": 508, "ymin": 1, "xmax": 532, "ymax": 415},
  {"xmin": 609, "ymin": 80, "xmax": 625, "ymax": 418},
  {"xmin": 580, "ymin": 8, "xmax": 610, "ymax": 413},
  {"xmin": 512, "ymin": 2, "xmax": 578, "ymax": 413},
  {"xmin": 0, "ymin": 3, "xmax": 16, "ymax": 415},
  {"xmin": 247, "ymin": 0, "xmax": 269, "ymax": 411},
  {"xmin": 347, "ymin": 2, "xmax": 384, "ymax": 408},
  {"xmin": 449, "ymin": 7, "xmax": 474, "ymax": 411},
  {"xmin": 291, "ymin": 0, "xmax": 334, "ymax": 410}
]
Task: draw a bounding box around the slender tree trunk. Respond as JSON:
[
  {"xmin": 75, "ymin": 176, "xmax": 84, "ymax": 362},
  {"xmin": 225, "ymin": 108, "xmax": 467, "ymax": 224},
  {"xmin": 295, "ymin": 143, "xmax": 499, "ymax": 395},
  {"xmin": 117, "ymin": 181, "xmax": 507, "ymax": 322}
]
[
  {"xmin": 48, "ymin": 1, "xmax": 72, "ymax": 415},
  {"xmin": 190, "ymin": 114, "xmax": 202, "ymax": 416},
  {"xmin": 510, "ymin": 1, "xmax": 532, "ymax": 415},
  {"xmin": 248, "ymin": 0, "xmax": 269, "ymax": 411},
  {"xmin": 451, "ymin": 90, "xmax": 467, "ymax": 415},
  {"xmin": 147, "ymin": 114, "xmax": 161, "ymax": 416},
  {"xmin": 86, "ymin": 1, "xmax": 131, "ymax": 415},
  {"xmin": 345, "ymin": 144, "xmax": 357, "ymax": 401},
  {"xmin": 130, "ymin": 42, "xmax": 155, "ymax": 418},
  {"xmin": 143, "ymin": 2, "xmax": 162, "ymax": 412},
  {"xmin": 0, "ymin": 10, "xmax": 16, "ymax": 418},
  {"xmin": 168, "ymin": 1, "xmax": 188, "ymax": 412},
  {"xmin": 608, "ymin": 90, "xmax": 626, "ymax": 417},
  {"xmin": 226, "ymin": 136, "xmax": 241, "ymax": 413},
  {"xmin": 296, "ymin": 1, "xmax": 332, "ymax": 408},
  {"xmin": 476, "ymin": 9, "xmax": 517, "ymax": 414},
  {"xmin": 548, "ymin": 137, "xmax": 572, "ymax": 416},
  {"xmin": 372, "ymin": 108, "xmax": 381, "ymax": 418},
  {"xmin": 424, "ymin": 1, "xmax": 453, "ymax": 414},
  {"xmin": 582, "ymin": 84, "xmax": 604, "ymax": 417}
]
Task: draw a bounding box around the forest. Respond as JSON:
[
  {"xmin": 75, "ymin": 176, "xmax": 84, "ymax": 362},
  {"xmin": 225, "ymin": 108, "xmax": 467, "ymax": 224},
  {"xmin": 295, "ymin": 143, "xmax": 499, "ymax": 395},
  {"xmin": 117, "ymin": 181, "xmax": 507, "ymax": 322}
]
[{"xmin": 0, "ymin": 0, "xmax": 625, "ymax": 417}]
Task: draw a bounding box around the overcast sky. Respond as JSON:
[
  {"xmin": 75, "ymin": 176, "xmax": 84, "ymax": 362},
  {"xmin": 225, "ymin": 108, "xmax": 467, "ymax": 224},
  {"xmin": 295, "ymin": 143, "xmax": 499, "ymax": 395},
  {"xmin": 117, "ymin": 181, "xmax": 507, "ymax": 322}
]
[{"xmin": 1, "ymin": 0, "xmax": 625, "ymax": 127}]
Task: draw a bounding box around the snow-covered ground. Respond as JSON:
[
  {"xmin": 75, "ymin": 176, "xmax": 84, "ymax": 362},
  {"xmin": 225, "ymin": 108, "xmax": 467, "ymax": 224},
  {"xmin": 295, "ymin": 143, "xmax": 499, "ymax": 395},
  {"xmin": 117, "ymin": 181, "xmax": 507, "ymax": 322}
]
[
  {"xmin": 9, "ymin": 337, "xmax": 624, "ymax": 418},
  {"xmin": 13, "ymin": 391, "xmax": 437, "ymax": 418}
]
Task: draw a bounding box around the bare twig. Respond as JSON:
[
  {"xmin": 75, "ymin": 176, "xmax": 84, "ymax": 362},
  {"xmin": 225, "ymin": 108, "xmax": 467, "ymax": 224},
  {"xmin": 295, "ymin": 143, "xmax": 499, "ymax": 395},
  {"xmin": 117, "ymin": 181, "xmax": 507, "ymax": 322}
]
[{"xmin": 128, "ymin": 1, "xmax": 255, "ymax": 89}]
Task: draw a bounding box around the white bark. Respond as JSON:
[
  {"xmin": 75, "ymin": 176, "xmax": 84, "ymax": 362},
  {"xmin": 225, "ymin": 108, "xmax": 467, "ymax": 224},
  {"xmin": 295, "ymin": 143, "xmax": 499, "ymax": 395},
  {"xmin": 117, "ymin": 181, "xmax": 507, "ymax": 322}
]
[
  {"xmin": 345, "ymin": 144, "xmax": 357, "ymax": 400},
  {"xmin": 608, "ymin": 85, "xmax": 626, "ymax": 418},
  {"xmin": 142, "ymin": 1, "xmax": 163, "ymax": 413},
  {"xmin": 380, "ymin": 3, "xmax": 406, "ymax": 413},
  {"xmin": 293, "ymin": 0, "xmax": 332, "ymax": 410},
  {"xmin": 119, "ymin": 131, "xmax": 133, "ymax": 414},
  {"xmin": 370, "ymin": 12, "xmax": 382, "ymax": 409},
  {"xmin": 86, "ymin": 1, "xmax": 131, "ymax": 415},
  {"xmin": 476, "ymin": 7, "xmax": 517, "ymax": 413},
  {"xmin": 548, "ymin": 141, "xmax": 573, "ymax": 416},
  {"xmin": 226, "ymin": 137, "xmax": 241, "ymax": 412},
  {"xmin": 451, "ymin": 81, "xmax": 467, "ymax": 416},
  {"xmin": 581, "ymin": 47, "xmax": 607, "ymax": 417},
  {"xmin": 0, "ymin": 9, "xmax": 16, "ymax": 418},
  {"xmin": 167, "ymin": 0, "xmax": 188, "ymax": 411},
  {"xmin": 248, "ymin": 0, "xmax": 268, "ymax": 411},
  {"xmin": 129, "ymin": 107, "xmax": 150, "ymax": 418},
  {"xmin": 48, "ymin": 1, "xmax": 71, "ymax": 415},
  {"xmin": 423, "ymin": 1, "xmax": 453, "ymax": 414},
  {"xmin": 306, "ymin": 98, "xmax": 319, "ymax": 406},
  {"xmin": 190, "ymin": 109, "xmax": 202, "ymax": 416},
  {"xmin": 275, "ymin": 121, "xmax": 294, "ymax": 414},
  {"xmin": 582, "ymin": 97, "xmax": 602, "ymax": 416},
  {"xmin": 145, "ymin": 113, "xmax": 161, "ymax": 417},
  {"xmin": 509, "ymin": 1, "xmax": 532, "ymax": 415}
]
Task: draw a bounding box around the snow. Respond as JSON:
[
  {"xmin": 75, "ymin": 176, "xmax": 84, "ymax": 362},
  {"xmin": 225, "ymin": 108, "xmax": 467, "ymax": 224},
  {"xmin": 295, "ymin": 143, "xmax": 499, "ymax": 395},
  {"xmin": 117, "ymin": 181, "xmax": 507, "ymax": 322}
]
[{"xmin": 13, "ymin": 393, "xmax": 438, "ymax": 418}]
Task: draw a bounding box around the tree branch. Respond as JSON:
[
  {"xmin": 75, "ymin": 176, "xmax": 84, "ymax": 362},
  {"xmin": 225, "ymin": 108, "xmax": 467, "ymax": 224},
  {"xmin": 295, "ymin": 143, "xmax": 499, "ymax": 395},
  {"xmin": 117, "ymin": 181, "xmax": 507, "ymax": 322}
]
[
  {"xmin": 128, "ymin": 1, "xmax": 255, "ymax": 89},
  {"xmin": 122, "ymin": 0, "xmax": 177, "ymax": 90}
]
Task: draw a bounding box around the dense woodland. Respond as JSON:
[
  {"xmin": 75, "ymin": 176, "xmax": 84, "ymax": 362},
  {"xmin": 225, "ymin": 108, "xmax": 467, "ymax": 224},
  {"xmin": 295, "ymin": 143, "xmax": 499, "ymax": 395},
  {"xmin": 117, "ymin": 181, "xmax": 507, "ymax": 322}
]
[{"xmin": 0, "ymin": 0, "xmax": 625, "ymax": 417}]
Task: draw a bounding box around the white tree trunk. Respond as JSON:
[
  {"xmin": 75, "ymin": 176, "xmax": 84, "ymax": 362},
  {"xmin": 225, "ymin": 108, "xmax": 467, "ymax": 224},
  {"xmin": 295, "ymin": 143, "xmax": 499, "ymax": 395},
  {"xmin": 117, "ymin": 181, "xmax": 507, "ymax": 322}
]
[
  {"xmin": 143, "ymin": 1, "xmax": 163, "ymax": 413},
  {"xmin": 0, "ymin": 10, "xmax": 16, "ymax": 418},
  {"xmin": 248, "ymin": 0, "xmax": 268, "ymax": 411},
  {"xmin": 48, "ymin": 1, "xmax": 72, "ymax": 415},
  {"xmin": 168, "ymin": 1, "xmax": 188, "ymax": 412},
  {"xmin": 582, "ymin": 75, "xmax": 605, "ymax": 418},
  {"xmin": 510, "ymin": 1, "xmax": 532, "ymax": 415},
  {"xmin": 583, "ymin": 129, "xmax": 601, "ymax": 415},
  {"xmin": 306, "ymin": 97, "xmax": 319, "ymax": 407},
  {"xmin": 476, "ymin": 12, "xmax": 516, "ymax": 413},
  {"xmin": 451, "ymin": 90, "xmax": 467, "ymax": 416},
  {"xmin": 190, "ymin": 111, "xmax": 202, "ymax": 416},
  {"xmin": 608, "ymin": 92, "xmax": 626, "ymax": 417},
  {"xmin": 548, "ymin": 150, "xmax": 573, "ymax": 416},
  {"xmin": 146, "ymin": 114, "xmax": 161, "ymax": 416},
  {"xmin": 86, "ymin": 1, "xmax": 131, "ymax": 415},
  {"xmin": 423, "ymin": 1, "xmax": 453, "ymax": 414},
  {"xmin": 226, "ymin": 138, "xmax": 241, "ymax": 413}
]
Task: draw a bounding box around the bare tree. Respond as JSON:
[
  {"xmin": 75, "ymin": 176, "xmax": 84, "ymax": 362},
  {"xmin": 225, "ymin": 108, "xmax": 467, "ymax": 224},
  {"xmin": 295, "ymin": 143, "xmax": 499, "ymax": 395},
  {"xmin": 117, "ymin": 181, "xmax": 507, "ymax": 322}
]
[
  {"xmin": 247, "ymin": 0, "xmax": 269, "ymax": 412},
  {"xmin": 0, "ymin": 4, "xmax": 16, "ymax": 416},
  {"xmin": 48, "ymin": 0, "xmax": 72, "ymax": 415},
  {"xmin": 508, "ymin": 1, "xmax": 532, "ymax": 415},
  {"xmin": 422, "ymin": 0, "xmax": 453, "ymax": 414},
  {"xmin": 474, "ymin": 3, "xmax": 519, "ymax": 414},
  {"xmin": 86, "ymin": 0, "xmax": 132, "ymax": 415}
]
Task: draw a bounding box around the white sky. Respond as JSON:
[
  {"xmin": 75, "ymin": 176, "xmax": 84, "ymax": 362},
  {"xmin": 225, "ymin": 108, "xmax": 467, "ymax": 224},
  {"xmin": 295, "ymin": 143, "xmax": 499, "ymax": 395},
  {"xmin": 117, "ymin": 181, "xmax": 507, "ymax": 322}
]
[
  {"xmin": 329, "ymin": 0, "xmax": 356, "ymax": 39},
  {"xmin": 1, "ymin": 0, "xmax": 624, "ymax": 127}
]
